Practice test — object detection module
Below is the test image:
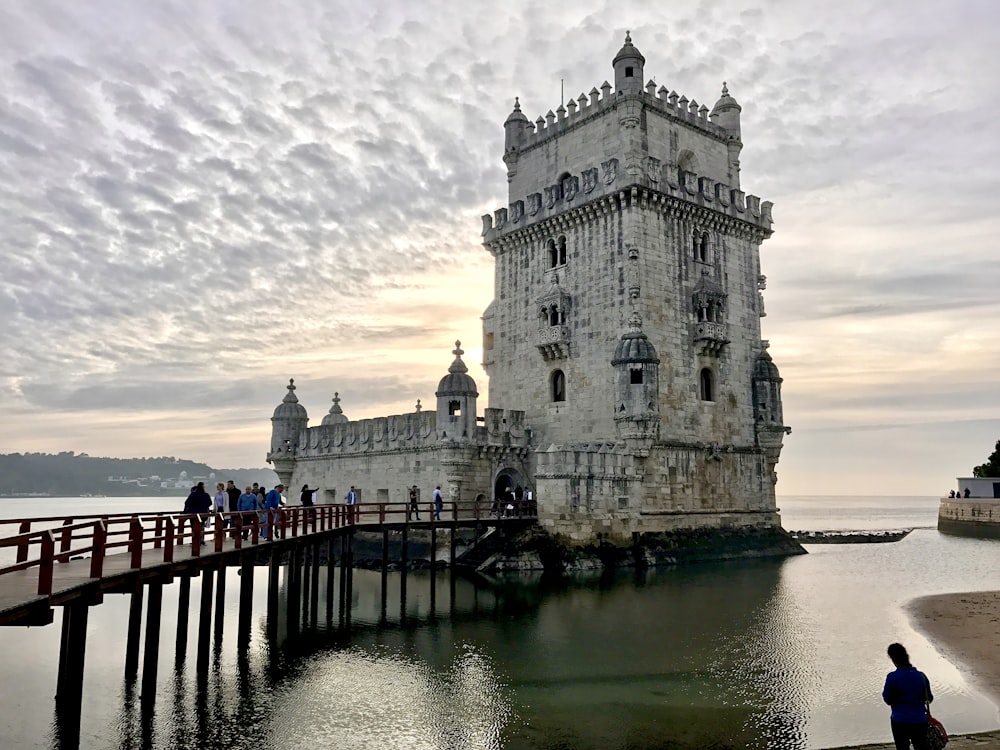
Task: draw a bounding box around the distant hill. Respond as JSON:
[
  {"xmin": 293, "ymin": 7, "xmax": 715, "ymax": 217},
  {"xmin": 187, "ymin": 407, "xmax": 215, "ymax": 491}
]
[{"xmin": 0, "ymin": 452, "xmax": 278, "ymax": 497}]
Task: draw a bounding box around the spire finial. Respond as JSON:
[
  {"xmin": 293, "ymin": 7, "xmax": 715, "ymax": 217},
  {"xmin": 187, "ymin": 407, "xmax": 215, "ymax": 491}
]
[
  {"xmin": 514, "ymin": 96, "xmax": 520, "ymax": 111},
  {"xmin": 625, "ymin": 30, "xmax": 631, "ymax": 44},
  {"xmin": 282, "ymin": 378, "xmax": 299, "ymax": 404},
  {"xmin": 415, "ymin": 398, "xmax": 422, "ymax": 413},
  {"xmin": 453, "ymin": 340, "xmax": 464, "ymax": 358},
  {"xmin": 628, "ymin": 310, "xmax": 642, "ymax": 332},
  {"xmin": 722, "ymin": 81, "xmax": 729, "ymax": 96}
]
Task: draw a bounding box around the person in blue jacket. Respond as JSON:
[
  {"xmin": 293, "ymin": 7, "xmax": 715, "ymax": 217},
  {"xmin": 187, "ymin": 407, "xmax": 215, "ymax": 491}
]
[
  {"xmin": 882, "ymin": 642, "xmax": 932, "ymax": 750},
  {"xmin": 262, "ymin": 483, "xmax": 284, "ymax": 539}
]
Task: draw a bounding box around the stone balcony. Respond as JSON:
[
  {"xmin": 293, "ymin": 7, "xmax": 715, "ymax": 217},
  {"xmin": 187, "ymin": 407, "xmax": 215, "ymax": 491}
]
[
  {"xmin": 693, "ymin": 321, "xmax": 729, "ymax": 356},
  {"xmin": 537, "ymin": 324, "xmax": 571, "ymax": 360}
]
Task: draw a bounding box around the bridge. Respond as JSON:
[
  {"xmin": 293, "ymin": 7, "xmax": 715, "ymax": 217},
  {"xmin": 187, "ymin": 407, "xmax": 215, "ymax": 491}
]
[{"xmin": 0, "ymin": 500, "xmax": 536, "ymax": 748}]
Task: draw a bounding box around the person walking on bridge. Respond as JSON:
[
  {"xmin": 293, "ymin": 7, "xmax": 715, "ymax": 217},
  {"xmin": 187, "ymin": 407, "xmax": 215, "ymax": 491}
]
[
  {"xmin": 263, "ymin": 484, "xmax": 284, "ymax": 539},
  {"xmin": 432, "ymin": 485, "xmax": 443, "ymax": 521},
  {"xmin": 238, "ymin": 485, "xmax": 257, "ymax": 540}
]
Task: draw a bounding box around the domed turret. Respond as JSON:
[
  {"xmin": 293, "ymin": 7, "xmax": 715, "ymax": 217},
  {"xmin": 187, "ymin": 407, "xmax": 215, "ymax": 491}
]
[
  {"xmin": 752, "ymin": 346, "xmax": 784, "ymax": 426},
  {"xmin": 436, "ymin": 341, "xmax": 479, "ymax": 442},
  {"xmin": 613, "ymin": 31, "xmax": 645, "ymax": 96},
  {"xmin": 321, "ymin": 392, "xmax": 349, "ymax": 426},
  {"xmin": 270, "ymin": 378, "xmax": 309, "ymax": 459},
  {"xmin": 710, "ymin": 82, "xmax": 742, "ymax": 139},
  {"xmin": 504, "ymin": 97, "xmax": 531, "ymax": 154},
  {"xmin": 612, "ymin": 312, "xmax": 660, "ymax": 446}
]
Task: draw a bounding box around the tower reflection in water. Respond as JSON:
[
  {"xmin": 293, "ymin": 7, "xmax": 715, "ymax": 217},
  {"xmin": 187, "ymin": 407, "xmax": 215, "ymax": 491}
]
[{"xmin": 98, "ymin": 558, "xmax": 804, "ymax": 750}]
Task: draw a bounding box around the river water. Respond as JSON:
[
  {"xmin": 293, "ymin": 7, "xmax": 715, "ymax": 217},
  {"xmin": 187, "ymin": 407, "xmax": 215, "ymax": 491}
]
[{"xmin": 0, "ymin": 495, "xmax": 997, "ymax": 749}]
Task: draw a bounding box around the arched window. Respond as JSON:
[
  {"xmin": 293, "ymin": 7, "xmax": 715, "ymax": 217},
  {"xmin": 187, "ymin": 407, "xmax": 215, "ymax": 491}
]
[
  {"xmin": 547, "ymin": 239, "xmax": 557, "ymax": 268},
  {"xmin": 548, "ymin": 305, "xmax": 560, "ymax": 326},
  {"xmin": 699, "ymin": 232, "xmax": 710, "ymax": 263},
  {"xmin": 551, "ymin": 369, "xmax": 566, "ymax": 402},
  {"xmin": 699, "ymin": 368, "xmax": 715, "ymax": 402},
  {"xmin": 557, "ymin": 235, "xmax": 567, "ymax": 265},
  {"xmin": 449, "ymin": 399, "xmax": 462, "ymax": 416}
]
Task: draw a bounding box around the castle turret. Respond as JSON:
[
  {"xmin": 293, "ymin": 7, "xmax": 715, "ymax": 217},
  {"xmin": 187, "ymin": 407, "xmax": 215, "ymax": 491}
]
[
  {"xmin": 436, "ymin": 341, "xmax": 479, "ymax": 442},
  {"xmin": 752, "ymin": 344, "xmax": 791, "ymax": 484},
  {"xmin": 611, "ymin": 312, "xmax": 660, "ymax": 451},
  {"xmin": 268, "ymin": 378, "xmax": 308, "ymax": 486},
  {"xmin": 321, "ymin": 392, "xmax": 349, "ymax": 426},
  {"xmin": 710, "ymin": 83, "xmax": 743, "ymax": 187},
  {"xmin": 613, "ymin": 31, "xmax": 645, "ymax": 96}
]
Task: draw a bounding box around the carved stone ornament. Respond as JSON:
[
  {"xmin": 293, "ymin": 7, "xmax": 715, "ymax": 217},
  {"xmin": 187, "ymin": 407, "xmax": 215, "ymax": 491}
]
[
  {"xmin": 582, "ymin": 167, "xmax": 598, "ymax": 194},
  {"xmin": 563, "ymin": 175, "xmax": 579, "ymax": 202},
  {"xmin": 481, "ymin": 214, "xmax": 493, "ymax": 235},
  {"xmin": 647, "ymin": 156, "xmax": 661, "ymax": 183},
  {"xmin": 494, "ymin": 207, "xmax": 508, "ymax": 230},
  {"xmin": 543, "ymin": 185, "xmax": 557, "ymax": 209},
  {"xmin": 527, "ymin": 192, "xmax": 542, "ymax": 216},
  {"xmin": 602, "ymin": 158, "xmax": 619, "ymax": 185},
  {"xmin": 510, "ymin": 199, "xmax": 524, "ymax": 223}
]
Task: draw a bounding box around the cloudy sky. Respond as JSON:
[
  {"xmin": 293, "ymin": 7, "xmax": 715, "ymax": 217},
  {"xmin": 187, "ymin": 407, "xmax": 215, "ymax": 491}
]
[{"xmin": 1, "ymin": 0, "xmax": 998, "ymax": 495}]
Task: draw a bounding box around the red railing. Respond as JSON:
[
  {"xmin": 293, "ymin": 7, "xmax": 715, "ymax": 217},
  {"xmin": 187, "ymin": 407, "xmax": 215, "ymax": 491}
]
[{"xmin": 0, "ymin": 500, "xmax": 537, "ymax": 599}]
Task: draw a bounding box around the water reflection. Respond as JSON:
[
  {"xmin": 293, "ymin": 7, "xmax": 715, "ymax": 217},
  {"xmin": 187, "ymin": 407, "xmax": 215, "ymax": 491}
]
[{"xmin": 14, "ymin": 534, "xmax": 999, "ymax": 750}]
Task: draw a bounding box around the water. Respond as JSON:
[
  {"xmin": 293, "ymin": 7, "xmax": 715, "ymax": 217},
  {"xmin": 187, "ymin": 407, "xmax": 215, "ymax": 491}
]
[{"xmin": 0, "ymin": 495, "xmax": 997, "ymax": 749}]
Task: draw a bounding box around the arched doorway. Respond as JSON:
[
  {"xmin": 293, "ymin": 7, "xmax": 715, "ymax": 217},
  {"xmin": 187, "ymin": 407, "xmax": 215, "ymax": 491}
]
[{"xmin": 493, "ymin": 468, "xmax": 524, "ymax": 515}]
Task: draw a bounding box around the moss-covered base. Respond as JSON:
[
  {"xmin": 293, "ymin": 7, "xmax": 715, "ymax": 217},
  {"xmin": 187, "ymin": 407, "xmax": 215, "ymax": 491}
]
[{"xmin": 491, "ymin": 525, "xmax": 806, "ymax": 573}]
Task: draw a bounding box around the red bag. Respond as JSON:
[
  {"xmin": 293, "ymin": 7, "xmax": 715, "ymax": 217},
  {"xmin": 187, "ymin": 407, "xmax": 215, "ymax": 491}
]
[{"xmin": 927, "ymin": 714, "xmax": 949, "ymax": 749}]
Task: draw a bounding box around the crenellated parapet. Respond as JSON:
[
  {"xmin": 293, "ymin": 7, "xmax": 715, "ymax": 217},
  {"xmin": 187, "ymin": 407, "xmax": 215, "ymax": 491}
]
[{"xmin": 483, "ymin": 174, "xmax": 773, "ymax": 247}]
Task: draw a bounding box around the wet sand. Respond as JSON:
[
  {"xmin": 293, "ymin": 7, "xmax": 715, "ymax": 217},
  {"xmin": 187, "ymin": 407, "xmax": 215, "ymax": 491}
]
[{"xmin": 909, "ymin": 590, "xmax": 1000, "ymax": 705}]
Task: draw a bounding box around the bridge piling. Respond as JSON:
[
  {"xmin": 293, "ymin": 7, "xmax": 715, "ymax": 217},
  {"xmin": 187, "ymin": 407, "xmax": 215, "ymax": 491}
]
[
  {"xmin": 124, "ymin": 588, "xmax": 144, "ymax": 680},
  {"xmin": 196, "ymin": 569, "xmax": 214, "ymax": 675},
  {"xmin": 325, "ymin": 537, "xmax": 334, "ymax": 626},
  {"xmin": 380, "ymin": 529, "xmax": 389, "ymax": 623},
  {"xmin": 287, "ymin": 543, "xmax": 301, "ymax": 637},
  {"xmin": 238, "ymin": 556, "xmax": 254, "ymax": 650},
  {"xmin": 140, "ymin": 581, "xmax": 163, "ymax": 710},
  {"xmin": 399, "ymin": 525, "xmax": 408, "ymax": 622},
  {"xmin": 345, "ymin": 530, "xmax": 354, "ymax": 631},
  {"xmin": 338, "ymin": 535, "xmax": 347, "ymax": 628},
  {"xmin": 430, "ymin": 525, "xmax": 438, "ymax": 610},
  {"xmin": 309, "ymin": 539, "xmax": 320, "ymax": 629},
  {"xmin": 213, "ymin": 565, "xmax": 226, "ymax": 656},
  {"xmin": 267, "ymin": 546, "xmax": 280, "ymax": 641},
  {"xmin": 175, "ymin": 576, "xmax": 191, "ymax": 665}
]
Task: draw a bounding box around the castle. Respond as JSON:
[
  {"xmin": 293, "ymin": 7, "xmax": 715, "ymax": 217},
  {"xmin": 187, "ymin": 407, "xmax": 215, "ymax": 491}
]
[{"xmin": 268, "ymin": 33, "xmax": 790, "ymax": 544}]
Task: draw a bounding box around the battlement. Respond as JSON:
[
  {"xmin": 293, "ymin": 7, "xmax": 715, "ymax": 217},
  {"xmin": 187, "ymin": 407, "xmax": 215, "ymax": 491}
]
[
  {"xmin": 482, "ymin": 157, "xmax": 773, "ymax": 241},
  {"xmin": 287, "ymin": 406, "xmax": 528, "ymax": 459},
  {"xmin": 517, "ymin": 82, "xmax": 727, "ymax": 152}
]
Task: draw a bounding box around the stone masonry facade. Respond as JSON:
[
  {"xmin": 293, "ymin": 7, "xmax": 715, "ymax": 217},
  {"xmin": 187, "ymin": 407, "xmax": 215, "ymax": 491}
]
[{"xmin": 267, "ymin": 34, "xmax": 791, "ymax": 544}]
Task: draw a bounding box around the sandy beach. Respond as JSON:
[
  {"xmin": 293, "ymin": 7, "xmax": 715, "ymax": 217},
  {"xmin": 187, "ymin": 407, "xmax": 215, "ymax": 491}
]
[{"xmin": 909, "ymin": 590, "xmax": 1000, "ymax": 705}]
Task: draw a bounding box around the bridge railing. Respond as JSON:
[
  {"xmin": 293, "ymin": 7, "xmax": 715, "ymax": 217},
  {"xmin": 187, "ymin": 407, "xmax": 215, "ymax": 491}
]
[{"xmin": 0, "ymin": 500, "xmax": 537, "ymax": 598}]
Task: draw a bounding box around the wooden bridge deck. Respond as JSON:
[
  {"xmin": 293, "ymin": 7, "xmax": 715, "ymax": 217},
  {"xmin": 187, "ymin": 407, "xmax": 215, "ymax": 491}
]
[{"xmin": 0, "ymin": 501, "xmax": 536, "ymax": 626}]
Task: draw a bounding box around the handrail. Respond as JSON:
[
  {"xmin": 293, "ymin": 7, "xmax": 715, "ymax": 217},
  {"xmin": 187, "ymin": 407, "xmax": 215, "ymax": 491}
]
[{"xmin": 0, "ymin": 500, "xmax": 538, "ymax": 608}]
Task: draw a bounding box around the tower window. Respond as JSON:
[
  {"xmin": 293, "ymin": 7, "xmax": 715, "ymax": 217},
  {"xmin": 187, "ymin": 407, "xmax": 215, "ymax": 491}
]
[
  {"xmin": 630, "ymin": 369, "xmax": 643, "ymax": 385},
  {"xmin": 449, "ymin": 400, "xmax": 461, "ymax": 416},
  {"xmin": 547, "ymin": 239, "xmax": 558, "ymax": 268},
  {"xmin": 551, "ymin": 369, "xmax": 566, "ymax": 402},
  {"xmin": 625, "ymin": 66, "xmax": 634, "ymax": 78},
  {"xmin": 699, "ymin": 368, "xmax": 715, "ymax": 402},
  {"xmin": 557, "ymin": 235, "xmax": 567, "ymax": 265}
]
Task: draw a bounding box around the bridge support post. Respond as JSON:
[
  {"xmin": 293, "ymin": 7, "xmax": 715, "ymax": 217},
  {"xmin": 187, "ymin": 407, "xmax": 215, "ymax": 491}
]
[
  {"xmin": 430, "ymin": 525, "xmax": 438, "ymax": 614},
  {"xmin": 56, "ymin": 602, "xmax": 90, "ymax": 704},
  {"xmin": 300, "ymin": 543, "xmax": 310, "ymax": 627},
  {"xmin": 175, "ymin": 576, "xmax": 191, "ymax": 665},
  {"xmin": 213, "ymin": 565, "xmax": 226, "ymax": 656},
  {"xmin": 267, "ymin": 546, "xmax": 280, "ymax": 641},
  {"xmin": 141, "ymin": 582, "xmax": 163, "ymax": 710},
  {"xmin": 325, "ymin": 537, "xmax": 335, "ymax": 626},
  {"xmin": 238, "ymin": 556, "xmax": 254, "ymax": 650},
  {"xmin": 345, "ymin": 529, "xmax": 354, "ymax": 631},
  {"xmin": 287, "ymin": 543, "xmax": 301, "ymax": 638},
  {"xmin": 310, "ymin": 539, "xmax": 320, "ymax": 629},
  {"xmin": 338, "ymin": 535, "xmax": 347, "ymax": 628},
  {"xmin": 450, "ymin": 522, "xmax": 458, "ymax": 610},
  {"xmin": 196, "ymin": 569, "xmax": 214, "ymax": 675},
  {"xmin": 124, "ymin": 588, "xmax": 144, "ymax": 680},
  {"xmin": 380, "ymin": 529, "xmax": 389, "ymax": 623},
  {"xmin": 399, "ymin": 525, "xmax": 408, "ymax": 622}
]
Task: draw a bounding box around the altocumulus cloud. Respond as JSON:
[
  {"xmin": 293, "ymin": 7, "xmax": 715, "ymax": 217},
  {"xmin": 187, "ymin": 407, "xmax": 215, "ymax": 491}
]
[{"xmin": 0, "ymin": 0, "xmax": 998, "ymax": 493}]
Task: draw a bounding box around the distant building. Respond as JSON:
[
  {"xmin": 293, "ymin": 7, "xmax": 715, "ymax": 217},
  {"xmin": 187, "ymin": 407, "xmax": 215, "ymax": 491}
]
[{"xmin": 267, "ymin": 34, "xmax": 790, "ymax": 543}]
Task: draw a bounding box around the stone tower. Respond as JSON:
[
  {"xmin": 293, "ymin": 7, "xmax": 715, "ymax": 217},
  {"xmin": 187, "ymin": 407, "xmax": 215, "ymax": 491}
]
[{"xmin": 481, "ymin": 33, "xmax": 788, "ymax": 540}]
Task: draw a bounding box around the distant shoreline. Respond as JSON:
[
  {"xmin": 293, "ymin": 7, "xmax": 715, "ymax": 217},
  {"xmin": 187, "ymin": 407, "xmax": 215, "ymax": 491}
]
[{"xmin": 908, "ymin": 591, "xmax": 1000, "ymax": 705}]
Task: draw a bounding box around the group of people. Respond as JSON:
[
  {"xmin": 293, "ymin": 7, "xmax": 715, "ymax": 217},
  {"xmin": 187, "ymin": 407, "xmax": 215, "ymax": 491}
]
[
  {"xmin": 947, "ymin": 488, "xmax": 971, "ymax": 498},
  {"xmin": 183, "ymin": 480, "xmax": 285, "ymax": 539},
  {"xmin": 492, "ymin": 484, "xmax": 528, "ymax": 518}
]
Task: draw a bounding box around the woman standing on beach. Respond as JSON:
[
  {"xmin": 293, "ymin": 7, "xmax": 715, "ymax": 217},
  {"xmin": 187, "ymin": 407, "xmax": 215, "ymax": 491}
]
[{"xmin": 882, "ymin": 642, "xmax": 932, "ymax": 750}]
